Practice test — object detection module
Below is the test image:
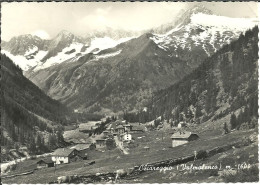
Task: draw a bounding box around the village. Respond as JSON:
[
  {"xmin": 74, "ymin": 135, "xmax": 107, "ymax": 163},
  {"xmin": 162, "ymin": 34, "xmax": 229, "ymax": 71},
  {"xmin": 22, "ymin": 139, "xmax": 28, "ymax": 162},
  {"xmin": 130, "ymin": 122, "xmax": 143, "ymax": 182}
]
[
  {"xmin": 36, "ymin": 118, "xmax": 199, "ymax": 169},
  {"xmin": 1, "ymin": 114, "xmax": 258, "ymax": 184}
]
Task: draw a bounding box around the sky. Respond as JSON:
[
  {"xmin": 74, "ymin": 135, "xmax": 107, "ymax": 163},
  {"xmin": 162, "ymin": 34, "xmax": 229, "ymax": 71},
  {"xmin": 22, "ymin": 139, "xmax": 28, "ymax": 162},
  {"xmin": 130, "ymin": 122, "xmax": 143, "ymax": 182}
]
[{"xmin": 1, "ymin": 2, "xmax": 259, "ymax": 41}]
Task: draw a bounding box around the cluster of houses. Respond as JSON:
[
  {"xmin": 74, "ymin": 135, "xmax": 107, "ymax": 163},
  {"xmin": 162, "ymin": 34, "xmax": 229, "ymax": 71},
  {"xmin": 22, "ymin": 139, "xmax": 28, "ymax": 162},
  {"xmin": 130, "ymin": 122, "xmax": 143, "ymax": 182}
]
[
  {"xmin": 95, "ymin": 120, "xmax": 145, "ymax": 148},
  {"xmin": 37, "ymin": 120, "xmax": 199, "ymax": 168}
]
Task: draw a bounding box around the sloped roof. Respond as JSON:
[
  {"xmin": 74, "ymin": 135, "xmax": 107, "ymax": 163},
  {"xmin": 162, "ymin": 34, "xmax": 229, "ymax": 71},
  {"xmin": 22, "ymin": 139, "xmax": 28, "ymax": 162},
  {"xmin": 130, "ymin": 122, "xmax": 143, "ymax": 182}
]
[
  {"xmin": 115, "ymin": 120, "xmax": 123, "ymax": 125},
  {"xmin": 108, "ymin": 122, "xmax": 117, "ymax": 130},
  {"xmin": 171, "ymin": 132, "xmax": 198, "ymax": 139},
  {"xmin": 37, "ymin": 157, "xmax": 53, "ymax": 164},
  {"xmin": 52, "ymin": 148, "xmax": 76, "ymax": 157},
  {"xmin": 70, "ymin": 144, "xmax": 90, "ymax": 151},
  {"xmin": 132, "ymin": 125, "xmax": 145, "ymax": 131},
  {"xmin": 116, "ymin": 125, "xmax": 124, "ymax": 129}
]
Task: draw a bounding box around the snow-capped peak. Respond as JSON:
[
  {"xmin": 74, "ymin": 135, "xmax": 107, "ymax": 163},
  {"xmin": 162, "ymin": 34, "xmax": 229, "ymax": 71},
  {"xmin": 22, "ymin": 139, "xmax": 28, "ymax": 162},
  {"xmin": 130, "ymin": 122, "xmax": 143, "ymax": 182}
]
[
  {"xmin": 188, "ymin": 5, "xmax": 213, "ymax": 15},
  {"xmin": 190, "ymin": 13, "xmax": 258, "ymax": 32}
]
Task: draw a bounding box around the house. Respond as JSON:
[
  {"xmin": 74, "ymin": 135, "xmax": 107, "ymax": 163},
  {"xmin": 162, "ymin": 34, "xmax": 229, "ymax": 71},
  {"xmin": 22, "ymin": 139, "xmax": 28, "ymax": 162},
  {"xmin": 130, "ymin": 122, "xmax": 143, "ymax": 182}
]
[
  {"xmin": 115, "ymin": 125, "xmax": 125, "ymax": 134},
  {"xmin": 95, "ymin": 139, "xmax": 106, "ymax": 148},
  {"xmin": 37, "ymin": 157, "xmax": 55, "ymax": 168},
  {"xmin": 170, "ymin": 132, "xmax": 199, "ymax": 147},
  {"xmin": 52, "ymin": 148, "xmax": 79, "ymax": 164},
  {"xmin": 103, "ymin": 130, "xmax": 109, "ymax": 137},
  {"xmin": 131, "ymin": 125, "xmax": 144, "ymax": 133},
  {"xmin": 124, "ymin": 125, "xmax": 133, "ymax": 132},
  {"xmin": 120, "ymin": 132, "xmax": 132, "ymax": 141}
]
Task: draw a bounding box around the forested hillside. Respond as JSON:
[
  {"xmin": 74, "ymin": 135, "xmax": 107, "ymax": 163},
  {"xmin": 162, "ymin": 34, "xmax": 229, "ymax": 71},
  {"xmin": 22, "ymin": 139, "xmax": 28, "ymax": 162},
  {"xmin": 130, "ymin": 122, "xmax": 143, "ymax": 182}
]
[
  {"xmin": 1, "ymin": 54, "xmax": 71, "ymax": 155},
  {"xmin": 126, "ymin": 26, "xmax": 258, "ymax": 129}
]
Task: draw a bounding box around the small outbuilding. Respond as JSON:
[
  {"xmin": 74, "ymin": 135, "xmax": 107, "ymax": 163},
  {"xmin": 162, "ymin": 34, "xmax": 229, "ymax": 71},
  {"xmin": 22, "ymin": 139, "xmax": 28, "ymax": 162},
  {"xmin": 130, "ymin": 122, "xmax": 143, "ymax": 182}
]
[
  {"xmin": 37, "ymin": 158, "xmax": 55, "ymax": 168},
  {"xmin": 171, "ymin": 132, "xmax": 199, "ymax": 147},
  {"xmin": 96, "ymin": 139, "xmax": 106, "ymax": 148}
]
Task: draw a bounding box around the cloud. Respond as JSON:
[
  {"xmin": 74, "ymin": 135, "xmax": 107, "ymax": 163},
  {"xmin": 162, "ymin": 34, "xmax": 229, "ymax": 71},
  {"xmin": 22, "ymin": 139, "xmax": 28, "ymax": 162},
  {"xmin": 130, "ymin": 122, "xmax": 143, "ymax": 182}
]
[
  {"xmin": 95, "ymin": 7, "xmax": 112, "ymax": 15},
  {"xmin": 31, "ymin": 30, "xmax": 50, "ymax": 39},
  {"xmin": 78, "ymin": 7, "xmax": 115, "ymax": 31}
]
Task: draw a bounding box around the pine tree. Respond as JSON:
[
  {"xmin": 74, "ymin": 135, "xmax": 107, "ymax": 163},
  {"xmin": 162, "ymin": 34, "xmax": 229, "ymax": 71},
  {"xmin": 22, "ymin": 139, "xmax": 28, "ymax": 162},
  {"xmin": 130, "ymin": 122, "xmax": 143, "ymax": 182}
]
[{"xmin": 230, "ymin": 113, "xmax": 237, "ymax": 130}]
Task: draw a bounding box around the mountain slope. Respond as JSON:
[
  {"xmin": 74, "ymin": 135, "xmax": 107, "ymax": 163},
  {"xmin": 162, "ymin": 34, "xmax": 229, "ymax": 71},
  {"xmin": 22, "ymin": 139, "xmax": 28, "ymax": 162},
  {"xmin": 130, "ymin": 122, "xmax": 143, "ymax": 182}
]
[
  {"xmin": 142, "ymin": 26, "xmax": 258, "ymax": 127},
  {"xmin": 25, "ymin": 6, "xmax": 257, "ymax": 113},
  {"xmin": 26, "ymin": 33, "xmax": 191, "ymax": 113},
  {"xmin": 1, "ymin": 54, "xmax": 71, "ymax": 151},
  {"xmin": 2, "ymin": 5, "xmax": 258, "ymax": 114},
  {"xmin": 149, "ymin": 5, "xmax": 257, "ymax": 68},
  {"xmin": 1, "ymin": 30, "xmax": 136, "ymax": 72}
]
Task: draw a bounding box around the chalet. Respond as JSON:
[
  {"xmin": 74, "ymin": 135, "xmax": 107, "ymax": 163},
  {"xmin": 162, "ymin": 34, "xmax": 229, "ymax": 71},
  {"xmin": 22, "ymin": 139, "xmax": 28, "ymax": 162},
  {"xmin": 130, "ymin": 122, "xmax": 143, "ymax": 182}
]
[
  {"xmin": 120, "ymin": 132, "xmax": 132, "ymax": 141},
  {"xmin": 144, "ymin": 146, "xmax": 150, "ymax": 151},
  {"xmin": 95, "ymin": 139, "xmax": 106, "ymax": 148},
  {"xmin": 131, "ymin": 125, "xmax": 144, "ymax": 133},
  {"xmin": 37, "ymin": 158, "xmax": 54, "ymax": 168},
  {"xmin": 124, "ymin": 125, "xmax": 133, "ymax": 132},
  {"xmin": 103, "ymin": 131, "xmax": 109, "ymax": 137},
  {"xmin": 170, "ymin": 132, "xmax": 199, "ymax": 147},
  {"xmin": 115, "ymin": 125, "xmax": 125, "ymax": 134},
  {"xmin": 52, "ymin": 148, "xmax": 79, "ymax": 164}
]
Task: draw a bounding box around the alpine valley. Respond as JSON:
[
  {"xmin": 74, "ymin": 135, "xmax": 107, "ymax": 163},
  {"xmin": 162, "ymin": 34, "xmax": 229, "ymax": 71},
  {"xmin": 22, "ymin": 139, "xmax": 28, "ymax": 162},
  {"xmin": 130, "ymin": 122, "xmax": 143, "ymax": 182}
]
[
  {"xmin": 1, "ymin": 3, "xmax": 259, "ymax": 184},
  {"xmin": 2, "ymin": 5, "xmax": 257, "ymax": 114}
]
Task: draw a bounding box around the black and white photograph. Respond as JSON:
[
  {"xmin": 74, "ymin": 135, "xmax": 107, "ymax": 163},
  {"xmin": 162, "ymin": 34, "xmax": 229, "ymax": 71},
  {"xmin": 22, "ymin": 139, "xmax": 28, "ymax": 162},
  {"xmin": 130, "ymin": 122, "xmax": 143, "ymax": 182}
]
[{"xmin": 0, "ymin": 1, "xmax": 259, "ymax": 183}]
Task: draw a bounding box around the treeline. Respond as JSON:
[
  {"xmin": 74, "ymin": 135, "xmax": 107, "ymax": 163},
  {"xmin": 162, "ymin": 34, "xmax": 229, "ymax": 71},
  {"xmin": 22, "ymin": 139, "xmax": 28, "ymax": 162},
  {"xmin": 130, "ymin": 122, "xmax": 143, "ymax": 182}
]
[
  {"xmin": 70, "ymin": 112, "xmax": 103, "ymax": 122},
  {"xmin": 131, "ymin": 26, "xmax": 258, "ymax": 127}
]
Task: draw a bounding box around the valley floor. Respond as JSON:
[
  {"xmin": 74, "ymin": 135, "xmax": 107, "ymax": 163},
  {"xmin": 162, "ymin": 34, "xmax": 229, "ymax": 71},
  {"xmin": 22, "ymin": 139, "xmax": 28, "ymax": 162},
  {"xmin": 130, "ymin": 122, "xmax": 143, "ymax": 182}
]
[{"xmin": 2, "ymin": 115, "xmax": 258, "ymax": 184}]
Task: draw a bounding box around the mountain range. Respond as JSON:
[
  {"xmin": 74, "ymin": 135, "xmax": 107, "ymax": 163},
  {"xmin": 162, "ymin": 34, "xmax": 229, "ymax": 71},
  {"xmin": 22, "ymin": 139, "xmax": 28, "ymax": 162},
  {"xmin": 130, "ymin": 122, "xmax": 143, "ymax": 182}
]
[
  {"xmin": 150, "ymin": 26, "xmax": 258, "ymax": 124},
  {"xmin": 1, "ymin": 5, "xmax": 258, "ymax": 114}
]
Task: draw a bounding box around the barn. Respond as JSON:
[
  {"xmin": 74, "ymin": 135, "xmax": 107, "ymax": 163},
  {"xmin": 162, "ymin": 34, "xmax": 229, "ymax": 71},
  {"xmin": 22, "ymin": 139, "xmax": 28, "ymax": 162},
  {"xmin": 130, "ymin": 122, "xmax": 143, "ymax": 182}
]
[
  {"xmin": 95, "ymin": 139, "xmax": 106, "ymax": 149},
  {"xmin": 37, "ymin": 158, "xmax": 54, "ymax": 168},
  {"xmin": 171, "ymin": 132, "xmax": 199, "ymax": 147}
]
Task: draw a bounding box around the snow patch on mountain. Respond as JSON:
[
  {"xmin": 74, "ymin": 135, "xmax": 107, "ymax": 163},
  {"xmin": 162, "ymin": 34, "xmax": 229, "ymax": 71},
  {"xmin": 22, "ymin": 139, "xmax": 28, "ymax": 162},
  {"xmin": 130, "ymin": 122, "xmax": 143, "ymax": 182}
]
[
  {"xmin": 95, "ymin": 50, "xmax": 122, "ymax": 60},
  {"xmin": 2, "ymin": 50, "xmax": 47, "ymax": 71},
  {"xmin": 150, "ymin": 12, "xmax": 258, "ymax": 56},
  {"xmin": 34, "ymin": 42, "xmax": 84, "ymax": 71},
  {"xmin": 85, "ymin": 37, "xmax": 134, "ymax": 54},
  {"xmin": 33, "ymin": 37, "xmax": 133, "ymax": 71}
]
